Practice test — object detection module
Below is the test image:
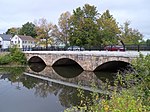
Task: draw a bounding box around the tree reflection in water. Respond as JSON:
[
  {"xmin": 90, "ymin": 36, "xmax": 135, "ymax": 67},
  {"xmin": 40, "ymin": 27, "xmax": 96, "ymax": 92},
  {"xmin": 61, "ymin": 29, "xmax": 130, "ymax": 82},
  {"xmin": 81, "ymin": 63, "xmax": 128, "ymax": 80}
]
[
  {"xmin": 0, "ymin": 66, "xmax": 110, "ymax": 110},
  {"xmin": 0, "ymin": 67, "xmax": 92, "ymax": 108},
  {"xmin": 0, "ymin": 67, "xmax": 25, "ymax": 82},
  {"xmin": 94, "ymin": 71, "xmax": 117, "ymax": 86},
  {"xmin": 27, "ymin": 62, "xmax": 118, "ymax": 90}
]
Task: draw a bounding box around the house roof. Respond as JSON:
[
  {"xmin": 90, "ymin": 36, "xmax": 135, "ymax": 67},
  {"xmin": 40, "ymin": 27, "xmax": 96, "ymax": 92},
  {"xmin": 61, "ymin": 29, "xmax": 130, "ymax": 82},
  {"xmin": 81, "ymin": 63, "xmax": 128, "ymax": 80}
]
[
  {"xmin": 0, "ymin": 34, "xmax": 12, "ymax": 41},
  {"xmin": 17, "ymin": 35, "xmax": 35, "ymax": 41}
]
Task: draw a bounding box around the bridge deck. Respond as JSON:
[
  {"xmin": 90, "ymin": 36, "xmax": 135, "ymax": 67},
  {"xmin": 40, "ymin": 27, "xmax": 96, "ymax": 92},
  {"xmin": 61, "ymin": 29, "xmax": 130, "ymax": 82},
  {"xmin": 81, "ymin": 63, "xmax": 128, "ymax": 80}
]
[{"xmin": 24, "ymin": 51, "xmax": 150, "ymax": 58}]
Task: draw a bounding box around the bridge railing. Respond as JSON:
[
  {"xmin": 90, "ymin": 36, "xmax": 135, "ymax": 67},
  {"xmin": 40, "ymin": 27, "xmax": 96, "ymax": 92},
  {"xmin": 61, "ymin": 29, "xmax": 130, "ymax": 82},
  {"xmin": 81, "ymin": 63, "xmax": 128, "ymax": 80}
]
[
  {"xmin": 125, "ymin": 44, "xmax": 150, "ymax": 51},
  {"xmin": 1, "ymin": 45, "xmax": 149, "ymax": 52},
  {"xmin": 29, "ymin": 44, "xmax": 150, "ymax": 52}
]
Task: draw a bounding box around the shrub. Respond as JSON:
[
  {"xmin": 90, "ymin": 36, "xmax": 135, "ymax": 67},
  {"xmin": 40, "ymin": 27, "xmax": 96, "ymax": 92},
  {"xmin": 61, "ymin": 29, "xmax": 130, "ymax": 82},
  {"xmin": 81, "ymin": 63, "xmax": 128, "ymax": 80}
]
[
  {"xmin": 0, "ymin": 46, "xmax": 27, "ymax": 65},
  {"xmin": 131, "ymin": 54, "xmax": 150, "ymax": 108},
  {"xmin": 9, "ymin": 46, "xmax": 27, "ymax": 65},
  {"xmin": 0, "ymin": 54, "xmax": 12, "ymax": 65},
  {"xmin": 65, "ymin": 54, "xmax": 150, "ymax": 112}
]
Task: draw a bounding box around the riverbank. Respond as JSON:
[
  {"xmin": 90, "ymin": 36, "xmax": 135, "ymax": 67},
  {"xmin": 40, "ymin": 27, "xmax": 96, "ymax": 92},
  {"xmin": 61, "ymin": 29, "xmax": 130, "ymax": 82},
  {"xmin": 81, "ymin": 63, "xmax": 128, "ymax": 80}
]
[
  {"xmin": 65, "ymin": 54, "xmax": 150, "ymax": 112},
  {"xmin": 0, "ymin": 65, "xmax": 26, "ymax": 68}
]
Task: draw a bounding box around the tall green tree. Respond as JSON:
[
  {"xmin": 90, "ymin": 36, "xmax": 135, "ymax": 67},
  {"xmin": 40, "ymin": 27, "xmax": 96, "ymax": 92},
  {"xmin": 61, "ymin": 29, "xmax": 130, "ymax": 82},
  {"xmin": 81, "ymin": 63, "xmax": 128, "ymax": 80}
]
[
  {"xmin": 19, "ymin": 22, "xmax": 37, "ymax": 38},
  {"xmin": 6, "ymin": 27, "xmax": 20, "ymax": 36},
  {"xmin": 97, "ymin": 10, "xmax": 120, "ymax": 45},
  {"xmin": 146, "ymin": 39, "xmax": 150, "ymax": 45},
  {"xmin": 120, "ymin": 21, "xmax": 143, "ymax": 45},
  {"xmin": 68, "ymin": 4, "xmax": 99, "ymax": 46}
]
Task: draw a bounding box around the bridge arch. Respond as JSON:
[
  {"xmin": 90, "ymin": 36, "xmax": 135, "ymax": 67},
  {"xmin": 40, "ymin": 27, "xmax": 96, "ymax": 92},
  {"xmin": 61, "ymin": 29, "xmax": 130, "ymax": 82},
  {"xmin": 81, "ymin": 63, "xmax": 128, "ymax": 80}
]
[
  {"xmin": 28, "ymin": 56, "xmax": 46, "ymax": 65},
  {"xmin": 94, "ymin": 60, "xmax": 130, "ymax": 72}
]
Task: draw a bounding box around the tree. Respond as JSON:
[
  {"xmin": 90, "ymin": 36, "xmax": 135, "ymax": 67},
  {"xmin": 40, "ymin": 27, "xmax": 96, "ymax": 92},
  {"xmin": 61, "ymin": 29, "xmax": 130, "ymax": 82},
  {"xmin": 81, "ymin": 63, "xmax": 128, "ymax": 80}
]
[
  {"xmin": 68, "ymin": 4, "xmax": 99, "ymax": 46},
  {"xmin": 57, "ymin": 11, "xmax": 71, "ymax": 46},
  {"xmin": 19, "ymin": 22, "xmax": 37, "ymax": 38},
  {"xmin": 34, "ymin": 18, "xmax": 55, "ymax": 48},
  {"xmin": 6, "ymin": 27, "xmax": 20, "ymax": 36},
  {"xmin": 146, "ymin": 39, "xmax": 150, "ymax": 45},
  {"xmin": 97, "ymin": 10, "xmax": 120, "ymax": 45},
  {"xmin": 120, "ymin": 21, "xmax": 143, "ymax": 45}
]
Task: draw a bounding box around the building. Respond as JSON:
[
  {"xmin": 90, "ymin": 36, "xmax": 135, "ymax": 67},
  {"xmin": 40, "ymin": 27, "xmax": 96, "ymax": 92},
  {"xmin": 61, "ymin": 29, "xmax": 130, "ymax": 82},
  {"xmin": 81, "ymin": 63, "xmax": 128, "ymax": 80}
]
[
  {"xmin": 0, "ymin": 34, "xmax": 12, "ymax": 50},
  {"xmin": 11, "ymin": 35, "xmax": 35, "ymax": 51}
]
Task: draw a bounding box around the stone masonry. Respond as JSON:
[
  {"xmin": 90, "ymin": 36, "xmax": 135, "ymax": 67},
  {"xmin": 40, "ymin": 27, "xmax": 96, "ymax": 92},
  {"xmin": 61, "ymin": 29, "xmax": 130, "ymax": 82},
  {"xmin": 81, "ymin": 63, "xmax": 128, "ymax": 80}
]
[{"xmin": 23, "ymin": 51, "xmax": 143, "ymax": 71}]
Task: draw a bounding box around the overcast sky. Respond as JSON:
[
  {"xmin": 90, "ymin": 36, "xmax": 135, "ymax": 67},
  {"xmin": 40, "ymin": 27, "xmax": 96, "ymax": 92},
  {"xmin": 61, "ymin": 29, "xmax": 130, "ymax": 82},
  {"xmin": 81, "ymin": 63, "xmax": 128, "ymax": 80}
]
[{"xmin": 0, "ymin": 0, "xmax": 149, "ymax": 39}]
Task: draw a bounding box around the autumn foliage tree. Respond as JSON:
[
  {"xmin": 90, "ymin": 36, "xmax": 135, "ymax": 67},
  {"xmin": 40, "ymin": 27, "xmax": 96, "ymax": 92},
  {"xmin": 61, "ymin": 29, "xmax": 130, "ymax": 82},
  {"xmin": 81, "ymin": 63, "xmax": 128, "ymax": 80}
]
[
  {"xmin": 34, "ymin": 18, "xmax": 55, "ymax": 48},
  {"xmin": 6, "ymin": 27, "xmax": 20, "ymax": 36},
  {"xmin": 120, "ymin": 21, "xmax": 143, "ymax": 45},
  {"xmin": 57, "ymin": 11, "xmax": 71, "ymax": 46}
]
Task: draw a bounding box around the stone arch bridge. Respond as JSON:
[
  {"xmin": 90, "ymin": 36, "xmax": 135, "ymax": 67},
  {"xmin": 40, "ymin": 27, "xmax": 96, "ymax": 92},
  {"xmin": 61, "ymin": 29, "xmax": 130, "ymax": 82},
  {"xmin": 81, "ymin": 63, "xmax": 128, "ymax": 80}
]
[{"xmin": 24, "ymin": 51, "xmax": 145, "ymax": 71}]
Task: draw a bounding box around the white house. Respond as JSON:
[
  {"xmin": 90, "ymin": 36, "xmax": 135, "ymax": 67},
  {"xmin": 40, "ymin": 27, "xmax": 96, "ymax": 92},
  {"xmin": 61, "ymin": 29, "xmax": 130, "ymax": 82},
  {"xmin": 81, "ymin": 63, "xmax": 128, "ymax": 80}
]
[
  {"xmin": 0, "ymin": 34, "xmax": 12, "ymax": 50},
  {"xmin": 11, "ymin": 35, "xmax": 35, "ymax": 50}
]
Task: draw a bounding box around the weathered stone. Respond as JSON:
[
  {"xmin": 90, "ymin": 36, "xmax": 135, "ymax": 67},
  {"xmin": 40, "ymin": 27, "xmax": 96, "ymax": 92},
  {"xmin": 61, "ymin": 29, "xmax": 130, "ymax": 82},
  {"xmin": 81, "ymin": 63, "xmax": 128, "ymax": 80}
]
[{"xmin": 24, "ymin": 51, "xmax": 145, "ymax": 71}]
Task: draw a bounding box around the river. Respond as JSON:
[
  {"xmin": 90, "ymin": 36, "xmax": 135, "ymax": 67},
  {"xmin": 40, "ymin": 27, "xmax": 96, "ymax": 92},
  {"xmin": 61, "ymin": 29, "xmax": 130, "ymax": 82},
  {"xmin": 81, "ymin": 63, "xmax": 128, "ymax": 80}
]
[{"xmin": 0, "ymin": 63, "xmax": 118, "ymax": 112}]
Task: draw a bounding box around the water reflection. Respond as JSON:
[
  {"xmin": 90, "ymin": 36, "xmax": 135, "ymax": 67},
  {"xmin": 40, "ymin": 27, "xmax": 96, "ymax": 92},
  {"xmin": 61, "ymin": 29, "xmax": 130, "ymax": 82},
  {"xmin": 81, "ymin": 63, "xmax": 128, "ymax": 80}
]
[
  {"xmin": 0, "ymin": 69, "xmax": 94, "ymax": 111},
  {"xmin": 0, "ymin": 67, "xmax": 25, "ymax": 82},
  {"xmin": 95, "ymin": 71, "xmax": 117, "ymax": 85},
  {"xmin": 27, "ymin": 63, "xmax": 117, "ymax": 90},
  {"xmin": 29, "ymin": 62, "xmax": 46, "ymax": 72},
  {"xmin": 0, "ymin": 65, "xmax": 113, "ymax": 112},
  {"xmin": 53, "ymin": 65, "xmax": 83, "ymax": 78}
]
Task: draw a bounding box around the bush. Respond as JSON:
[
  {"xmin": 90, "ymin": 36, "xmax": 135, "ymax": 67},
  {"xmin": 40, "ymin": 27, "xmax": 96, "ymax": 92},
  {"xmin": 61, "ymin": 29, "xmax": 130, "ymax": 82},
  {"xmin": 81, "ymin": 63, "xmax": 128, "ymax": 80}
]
[
  {"xmin": 9, "ymin": 46, "xmax": 27, "ymax": 65},
  {"xmin": 0, "ymin": 46, "xmax": 27, "ymax": 65},
  {"xmin": 131, "ymin": 54, "xmax": 150, "ymax": 108},
  {"xmin": 65, "ymin": 54, "xmax": 150, "ymax": 112},
  {"xmin": 0, "ymin": 54, "xmax": 12, "ymax": 65}
]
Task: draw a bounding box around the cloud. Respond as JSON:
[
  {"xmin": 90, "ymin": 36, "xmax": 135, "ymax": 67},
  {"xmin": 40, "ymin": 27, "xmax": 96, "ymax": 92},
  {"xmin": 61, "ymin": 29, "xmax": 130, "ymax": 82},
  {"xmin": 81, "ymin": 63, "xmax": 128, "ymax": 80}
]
[{"xmin": 0, "ymin": 0, "xmax": 149, "ymax": 39}]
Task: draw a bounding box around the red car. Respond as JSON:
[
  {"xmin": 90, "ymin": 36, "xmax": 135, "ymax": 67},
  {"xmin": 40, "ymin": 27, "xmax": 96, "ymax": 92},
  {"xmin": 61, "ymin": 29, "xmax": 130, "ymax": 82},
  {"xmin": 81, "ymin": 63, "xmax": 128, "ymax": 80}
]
[{"xmin": 104, "ymin": 45, "xmax": 125, "ymax": 51}]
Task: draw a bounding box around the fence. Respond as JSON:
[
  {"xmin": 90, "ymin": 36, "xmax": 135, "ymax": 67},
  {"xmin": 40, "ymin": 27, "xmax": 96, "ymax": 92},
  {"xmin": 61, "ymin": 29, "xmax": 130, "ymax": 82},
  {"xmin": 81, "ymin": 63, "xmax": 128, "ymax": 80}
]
[
  {"xmin": 31, "ymin": 45, "xmax": 150, "ymax": 52},
  {"xmin": 0, "ymin": 44, "xmax": 150, "ymax": 52}
]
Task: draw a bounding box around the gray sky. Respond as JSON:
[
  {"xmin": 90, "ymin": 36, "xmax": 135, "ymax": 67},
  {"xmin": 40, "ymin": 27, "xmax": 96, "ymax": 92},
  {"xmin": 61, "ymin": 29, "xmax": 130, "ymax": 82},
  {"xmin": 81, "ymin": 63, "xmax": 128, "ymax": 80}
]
[{"xmin": 0, "ymin": 0, "xmax": 149, "ymax": 40}]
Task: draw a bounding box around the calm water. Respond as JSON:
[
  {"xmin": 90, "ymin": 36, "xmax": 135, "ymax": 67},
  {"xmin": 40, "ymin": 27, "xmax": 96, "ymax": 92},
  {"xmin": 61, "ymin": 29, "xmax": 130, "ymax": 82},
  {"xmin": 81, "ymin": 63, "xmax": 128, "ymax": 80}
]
[{"xmin": 0, "ymin": 63, "xmax": 117, "ymax": 112}]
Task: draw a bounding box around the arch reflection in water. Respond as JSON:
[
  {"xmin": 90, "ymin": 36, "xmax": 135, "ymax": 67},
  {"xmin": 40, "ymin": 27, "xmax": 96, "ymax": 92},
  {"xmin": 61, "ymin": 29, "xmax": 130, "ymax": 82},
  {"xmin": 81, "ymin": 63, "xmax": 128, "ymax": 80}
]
[
  {"xmin": 52, "ymin": 58, "xmax": 83, "ymax": 78},
  {"xmin": 29, "ymin": 62, "xmax": 46, "ymax": 72},
  {"xmin": 53, "ymin": 65, "xmax": 83, "ymax": 78},
  {"xmin": 28, "ymin": 62, "xmax": 117, "ymax": 85}
]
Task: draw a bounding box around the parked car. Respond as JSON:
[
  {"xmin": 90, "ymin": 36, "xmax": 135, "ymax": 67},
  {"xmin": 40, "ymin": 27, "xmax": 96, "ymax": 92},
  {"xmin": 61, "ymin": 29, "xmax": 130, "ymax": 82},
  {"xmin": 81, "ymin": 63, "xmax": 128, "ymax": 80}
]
[
  {"xmin": 67, "ymin": 46, "xmax": 85, "ymax": 51},
  {"xmin": 104, "ymin": 45, "xmax": 125, "ymax": 51}
]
